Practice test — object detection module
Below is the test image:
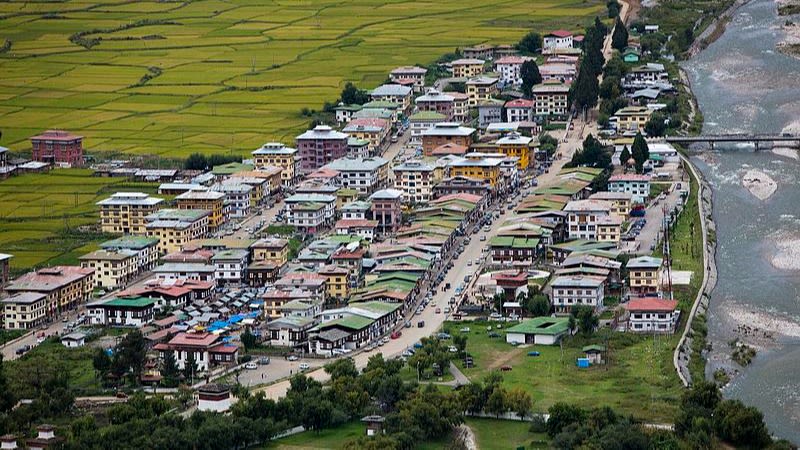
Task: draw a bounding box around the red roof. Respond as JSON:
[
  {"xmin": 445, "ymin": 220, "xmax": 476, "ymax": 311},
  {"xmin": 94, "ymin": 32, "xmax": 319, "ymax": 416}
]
[
  {"xmin": 609, "ymin": 174, "xmax": 651, "ymax": 182},
  {"xmin": 347, "ymin": 118, "xmax": 389, "ymax": 128},
  {"xmin": 333, "ymin": 248, "xmax": 366, "ymax": 259},
  {"xmin": 547, "ymin": 30, "xmax": 573, "ymax": 38},
  {"xmin": 393, "ymin": 78, "xmax": 416, "ymax": 86},
  {"xmin": 335, "ymin": 219, "xmax": 378, "ymax": 229},
  {"xmin": 30, "ymin": 130, "xmax": 82, "ymax": 141},
  {"xmin": 308, "ymin": 168, "xmax": 340, "ymax": 179},
  {"xmin": 209, "ymin": 344, "xmax": 239, "ymax": 354},
  {"xmin": 494, "ymin": 56, "xmax": 532, "ymax": 65},
  {"xmin": 627, "ymin": 298, "xmax": 678, "ymax": 312},
  {"xmin": 505, "ymin": 99, "xmax": 535, "ymax": 108},
  {"xmin": 167, "ymin": 332, "xmax": 219, "ymax": 348},
  {"xmin": 492, "ymin": 271, "xmax": 528, "ymax": 283},
  {"xmin": 432, "ymin": 193, "xmax": 482, "ymax": 204},
  {"xmin": 431, "ymin": 143, "xmax": 469, "ymax": 155}
]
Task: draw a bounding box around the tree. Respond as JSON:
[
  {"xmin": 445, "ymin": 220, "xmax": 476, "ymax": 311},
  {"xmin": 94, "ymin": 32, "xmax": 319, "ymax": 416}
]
[
  {"xmin": 506, "ymin": 387, "xmax": 532, "ymax": 420},
  {"xmin": 452, "ymin": 334, "xmax": 468, "ymax": 356},
  {"xmin": 492, "ymin": 292, "xmax": 506, "ymax": 313},
  {"xmin": 603, "ymin": 54, "xmax": 629, "ymax": 79},
  {"xmin": 547, "ymin": 403, "xmax": 586, "ymax": 437},
  {"xmin": 631, "ymin": 132, "xmax": 650, "ymax": 173},
  {"xmin": 340, "ymin": 82, "xmax": 369, "ymax": 105},
  {"xmin": 607, "ymin": 0, "xmax": 620, "ymax": 18},
  {"xmin": 92, "ymin": 348, "xmax": 112, "ymax": 379},
  {"xmin": 0, "ymin": 355, "xmax": 14, "ymax": 413},
  {"xmin": 240, "ymin": 328, "xmax": 257, "ymax": 351},
  {"xmin": 516, "ymin": 31, "xmax": 542, "ymax": 54},
  {"xmin": 712, "ymin": 399, "xmax": 772, "ymax": 448},
  {"xmin": 184, "ymin": 153, "xmax": 208, "ymax": 170},
  {"xmin": 520, "ymin": 60, "xmax": 542, "ymax": 97},
  {"xmin": 183, "ymin": 352, "xmax": 198, "ymax": 382},
  {"xmin": 325, "ymin": 357, "xmax": 358, "ymax": 381},
  {"xmin": 599, "ymin": 76, "xmax": 621, "ymax": 100},
  {"xmin": 485, "ymin": 386, "xmax": 507, "ymax": 418},
  {"xmin": 570, "ymin": 67, "xmax": 599, "ymax": 111},
  {"xmin": 539, "ymin": 133, "xmax": 558, "ymax": 157},
  {"xmin": 571, "ymin": 305, "xmax": 598, "ymax": 336},
  {"xmin": 644, "ymin": 112, "xmax": 667, "ymax": 137},
  {"xmin": 525, "ymin": 294, "xmax": 550, "ymax": 317},
  {"xmin": 611, "ymin": 17, "xmax": 629, "ymax": 52},
  {"xmin": 300, "ymin": 399, "xmax": 335, "ymax": 433},
  {"xmin": 620, "ymin": 145, "xmax": 631, "ymax": 167},
  {"xmin": 161, "ymin": 351, "xmax": 180, "ymax": 388}
]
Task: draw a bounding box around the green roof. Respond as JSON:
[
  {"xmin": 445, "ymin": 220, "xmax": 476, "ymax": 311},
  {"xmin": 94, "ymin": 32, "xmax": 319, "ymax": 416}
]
[
  {"xmin": 102, "ymin": 296, "xmax": 156, "ymax": 308},
  {"xmin": 334, "ymin": 104, "xmax": 363, "ymax": 112},
  {"xmin": 550, "ymin": 240, "xmax": 617, "ymax": 252},
  {"xmin": 489, "ymin": 236, "xmax": 540, "ymax": 249},
  {"xmin": 320, "ymin": 315, "xmax": 374, "ymax": 331},
  {"xmin": 211, "ymin": 162, "xmax": 254, "ymax": 175},
  {"xmin": 410, "ymin": 111, "xmax": 447, "ymax": 121},
  {"xmin": 506, "ymin": 317, "xmax": 570, "ymax": 336},
  {"xmin": 101, "ymin": 235, "xmax": 159, "ymax": 250},
  {"xmin": 354, "ymin": 301, "xmax": 403, "ymax": 314},
  {"xmin": 582, "ymin": 344, "xmax": 607, "ymax": 352},
  {"xmin": 362, "ymin": 100, "xmax": 399, "ymax": 109}
]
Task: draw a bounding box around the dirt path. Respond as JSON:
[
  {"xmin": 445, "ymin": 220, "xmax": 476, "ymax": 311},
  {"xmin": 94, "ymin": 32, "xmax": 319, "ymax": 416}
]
[{"xmin": 486, "ymin": 348, "xmax": 519, "ymax": 371}]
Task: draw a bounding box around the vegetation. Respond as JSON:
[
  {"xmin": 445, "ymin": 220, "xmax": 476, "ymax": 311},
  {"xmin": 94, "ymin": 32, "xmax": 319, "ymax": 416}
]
[
  {"xmin": 339, "ymin": 82, "xmax": 370, "ymax": 106},
  {"xmin": 520, "ymin": 60, "xmax": 542, "ymax": 98},
  {"xmin": 184, "ymin": 153, "xmax": 242, "ymax": 170},
  {"xmin": 631, "ymin": 132, "xmax": 650, "ymax": 173},
  {"xmin": 611, "ymin": 17, "xmax": 629, "ymax": 52},
  {"xmin": 516, "ymin": 31, "xmax": 543, "ymax": 55}
]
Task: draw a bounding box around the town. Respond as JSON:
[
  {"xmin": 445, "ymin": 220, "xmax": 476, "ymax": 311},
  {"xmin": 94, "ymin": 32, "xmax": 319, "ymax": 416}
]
[{"xmin": 0, "ymin": 3, "xmax": 784, "ymax": 449}]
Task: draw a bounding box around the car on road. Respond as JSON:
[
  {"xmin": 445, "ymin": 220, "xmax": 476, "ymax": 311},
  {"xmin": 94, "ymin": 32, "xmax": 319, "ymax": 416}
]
[
  {"xmin": 299, "ymin": 362, "xmax": 310, "ymax": 371},
  {"xmin": 391, "ymin": 331, "xmax": 402, "ymax": 339},
  {"xmin": 287, "ymin": 355, "xmax": 299, "ymax": 361},
  {"xmin": 489, "ymin": 312, "xmax": 502, "ymax": 320},
  {"xmin": 15, "ymin": 345, "xmax": 30, "ymax": 355},
  {"xmin": 480, "ymin": 235, "xmax": 486, "ymax": 241},
  {"xmin": 435, "ymin": 308, "xmax": 441, "ymax": 314},
  {"xmin": 244, "ymin": 362, "xmax": 258, "ymax": 370},
  {"xmin": 417, "ymin": 320, "xmax": 425, "ymax": 328},
  {"xmin": 466, "ymin": 260, "xmax": 472, "ymax": 266},
  {"xmin": 258, "ymin": 356, "xmax": 270, "ymax": 365},
  {"xmin": 405, "ymin": 320, "xmax": 412, "ymax": 328},
  {"xmin": 483, "ymin": 225, "xmax": 490, "ymax": 232}
]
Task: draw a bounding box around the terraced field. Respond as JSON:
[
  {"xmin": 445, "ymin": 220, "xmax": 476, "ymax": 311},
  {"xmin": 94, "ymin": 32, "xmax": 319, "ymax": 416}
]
[{"xmin": 0, "ymin": 0, "xmax": 604, "ymax": 158}]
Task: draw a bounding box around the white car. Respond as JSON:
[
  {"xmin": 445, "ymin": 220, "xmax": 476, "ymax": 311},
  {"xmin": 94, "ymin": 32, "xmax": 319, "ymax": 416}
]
[
  {"xmin": 287, "ymin": 355, "xmax": 299, "ymax": 361},
  {"xmin": 244, "ymin": 362, "xmax": 258, "ymax": 370},
  {"xmin": 448, "ymin": 346, "xmax": 458, "ymax": 353},
  {"xmin": 299, "ymin": 362, "xmax": 310, "ymax": 371}
]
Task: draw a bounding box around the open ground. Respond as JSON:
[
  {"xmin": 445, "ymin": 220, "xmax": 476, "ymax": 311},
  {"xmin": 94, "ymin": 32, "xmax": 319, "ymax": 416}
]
[{"xmin": 0, "ymin": 0, "xmax": 604, "ymax": 157}]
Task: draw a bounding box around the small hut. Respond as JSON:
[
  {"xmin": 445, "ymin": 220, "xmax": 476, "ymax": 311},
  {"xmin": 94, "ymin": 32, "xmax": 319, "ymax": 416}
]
[
  {"xmin": 361, "ymin": 415, "xmax": 386, "ymax": 436},
  {"xmin": 582, "ymin": 344, "xmax": 607, "ymax": 365}
]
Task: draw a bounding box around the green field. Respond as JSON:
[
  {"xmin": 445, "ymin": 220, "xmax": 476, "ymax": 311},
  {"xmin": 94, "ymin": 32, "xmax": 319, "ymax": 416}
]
[
  {"xmin": 0, "ymin": 168, "xmax": 160, "ymax": 271},
  {"xmin": 0, "ymin": 0, "xmax": 604, "ymax": 158},
  {"xmin": 444, "ymin": 321, "xmax": 683, "ymax": 423}
]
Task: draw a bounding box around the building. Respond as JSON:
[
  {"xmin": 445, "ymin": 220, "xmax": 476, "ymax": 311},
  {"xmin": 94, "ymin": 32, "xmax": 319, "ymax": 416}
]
[
  {"xmin": 341, "ymin": 200, "xmax": 372, "ymax": 220},
  {"xmin": 30, "ymin": 130, "xmax": 83, "ymax": 167},
  {"xmin": 421, "ymin": 123, "xmax": 476, "ymax": 156},
  {"xmin": 154, "ymin": 332, "xmax": 239, "ymax": 372},
  {"xmin": 25, "ymin": 425, "xmax": 61, "ymax": 450},
  {"xmin": 493, "ymin": 56, "xmax": 534, "ymax": 86},
  {"xmin": 596, "ymin": 215, "xmax": 623, "ymax": 243},
  {"xmin": 611, "ymin": 106, "xmax": 653, "ymax": 132},
  {"xmin": 97, "ymin": 192, "xmax": 164, "ymax": 235},
  {"xmin": 627, "ymin": 256, "xmax": 662, "ymax": 295},
  {"xmin": 0, "ymin": 253, "xmax": 11, "ymax": 288},
  {"xmin": 119, "ymin": 278, "xmax": 213, "ymax": 310},
  {"xmin": 145, "ymin": 209, "xmax": 209, "ymax": 254},
  {"xmin": 369, "ymin": 189, "xmax": 403, "ymax": 234},
  {"xmin": 550, "ymin": 275, "xmax": 606, "ymax": 314},
  {"xmin": 415, "ymin": 89, "xmax": 455, "ymax": 121},
  {"xmin": 267, "ymin": 315, "xmax": 317, "ymax": 347},
  {"xmin": 284, "ymin": 193, "xmax": 337, "ymax": 232},
  {"xmin": 252, "ymin": 142, "xmax": 300, "ymax": 187},
  {"xmin": 212, "ymin": 249, "xmax": 249, "ymax": 284},
  {"xmin": 533, "ymin": 82, "xmax": 570, "ymax": 119},
  {"xmin": 543, "ymin": 30, "xmax": 574, "ymax": 52},
  {"xmin": 539, "ymin": 63, "xmax": 577, "ymax": 83},
  {"xmin": 334, "ymin": 219, "xmax": 377, "ymax": 240},
  {"xmin": 393, "ymin": 160, "xmax": 436, "ymax": 203},
  {"xmin": 625, "ymin": 63, "xmax": 668, "ymax": 84},
  {"xmin": 462, "ymin": 43, "xmax": 495, "ymax": 59},
  {"xmin": 564, "ymin": 199, "xmax": 613, "ymax": 241},
  {"xmin": 477, "ymin": 99, "xmax": 504, "ymax": 129},
  {"xmin": 295, "ymin": 125, "xmax": 350, "ymax": 173},
  {"xmin": 5, "ymin": 266, "xmax": 94, "ymax": 321},
  {"xmin": 212, "ymin": 182, "xmax": 252, "ymax": 218},
  {"xmin": 505, "ymin": 99, "xmax": 534, "ymax": 123},
  {"xmin": 198, "ymin": 384, "xmax": 233, "ymax": 413},
  {"xmin": 608, "ymin": 174, "xmax": 651, "ymax": 203},
  {"xmin": 448, "ymin": 92, "xmax": 470, "ymax": 123},
  {"xmin": 389, "ymin": 66, "xmax": 427, "ymax": 92},
  {"xmin": 626, "ymin": 298, "xmax": 679, "ymax": 333},
  {"xmin": 588, "ymin": 191, "xmax": 633, "ymax": 217},
  {"xmin": 79, "ymin": 249, "xmax": 138, "ymax": 290},
  {"xmin": 334, "ymin": 104, "xmax": 362, "ymax": 124},
  {"xmin": 323, "ymin": 156, "xmax": 389, "ymax": 197},
  {"xmin": 61, "ymin": 332, "xmax": 86, "ymax": 348},
  {"xmin": 347, "ymin": 137, "xmax": 371, "ymax": 158},
  {"xmin": 311, "ymin": 302, "xmax": 403, "ymax": 354},
  {"xmin": 447, "ymin": 157, "xmax": 502, "ymax": 187},
  {"xmin": 175, "ymin": 190, "xmax": 226, "ymax": 231},
  {"xmin": 158, "ymin": 183, "xmax": 206, "ymax": 196},
  {"xmin": 342, "ymin": 118, "xmax": 391, "ymax": 153},
  {"xmin": 370, "ymin": 84, "xmax": 413, "ymax": 113},
  {"xmin": 319, "ymin": 264, "xmax": 350, "ymax": 300},
  {"xmin": 450, "ymin": 58, "xmax": 485, "ymax": 78},
  {"xmin": 2, "ymin": 292, "xmax": 47, "ymax": 330},
  {"xmin": 152, "ymin": 263, "xmax": 216, "ymax": 282},
  {"xmin": 409, "ymin": 111, "xmax": 447, "ymax": 144},
  {"xmin": 432, "ymin": 176, "xmax": 493, "ymax": 199},
  {"xmin": 505, "ymin": 317, "xmax": 570, "ymax": 345},
  {"xmin": 496, "ymin": 132, "xmax": 533, "ymax": 170},
  {"xmin": 489, "ymin": 236, "xmax": 540, "ymax": 266},
  {"xmin": 465, "ymin": 76, "xmax": 498, "ymax": 106},
  {"xmin": 252, "ymin": 238, "xmax": 289, "ymax": 266},
  {"xmin": 86, "ymin": 296, "xmax": 156, "ymax": 327}
]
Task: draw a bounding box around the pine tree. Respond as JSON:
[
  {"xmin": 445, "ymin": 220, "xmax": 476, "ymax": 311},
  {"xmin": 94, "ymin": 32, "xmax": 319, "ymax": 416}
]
[
  {"xmin": 571, "ymin": 67, "xmax": 599, "ymax": 111},
  {"xmin": 620, "ymin": 145, "xmax": 631, "ymax": 168},
  {"xmin": 183, "ymin": 352, "xmax": 198, "ymax": 383},
  {"xmin": 631, "ymin": 132, "xmax": 649, "ymax": 173},
  {"xmin": 520, "ymin": 60, "xmax": 542, "ymax": 97},
  {"xmin": 611, "ymin": 17, "xmax": 629, "ymax": 52},
  {"xmin": 161, "ymin": 351, "xmax": 180, "ymax": 388}
]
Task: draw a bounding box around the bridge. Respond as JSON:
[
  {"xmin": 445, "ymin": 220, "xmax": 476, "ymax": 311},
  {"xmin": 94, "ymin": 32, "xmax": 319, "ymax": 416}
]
[{"xmin": 665, "ymin": 133, "xmax": 800, "ymax": 149}]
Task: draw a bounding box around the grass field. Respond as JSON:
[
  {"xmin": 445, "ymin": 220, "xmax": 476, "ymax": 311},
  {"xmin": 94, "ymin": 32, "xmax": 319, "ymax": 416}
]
[
  {"xmin": 264, "ymin": 420, "xmax": 450, "ymax": 449},
  {"xmin": 0, "ymin": 168, "xmax": 160, "ymax": 271},
  {"xmin": 0, "ymin": 0, "xmax": 605, "ymax": 158},
  {"xmin": 444, "ymin": 321, "xmax": 683, "ymax": 423},
  {"xmin": 466, "ymin": 418, "xmax": 549, "ymax": 450}
]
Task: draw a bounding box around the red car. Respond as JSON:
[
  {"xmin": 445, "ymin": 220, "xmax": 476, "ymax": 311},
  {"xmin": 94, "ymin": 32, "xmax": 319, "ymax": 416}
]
[
  {"xmin": 500, "ymin": 365, "xmax": 513, "ymax": 372},
  {"xmin": 390, "ymin": 331, "xmax": 402, "ymax": 339}
]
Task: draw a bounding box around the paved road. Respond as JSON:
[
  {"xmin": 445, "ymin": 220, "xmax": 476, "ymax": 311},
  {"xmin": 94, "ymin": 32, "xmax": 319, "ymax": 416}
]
[
  {"xmin": 632, "ymin": 182, "xmax": 681, "ymax": 255},
  {"xmin": 1, "ymin": 310, "xmax": 79, "ymax": 361},
  {"xmin": 235, "ymin": 356, "xmax": 326, "ymax": 388}
]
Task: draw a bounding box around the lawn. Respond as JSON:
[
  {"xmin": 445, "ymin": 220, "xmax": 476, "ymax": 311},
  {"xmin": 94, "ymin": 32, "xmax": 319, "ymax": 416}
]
[
  {"xmin": 263, "ymin": 420, "xmax": 450, "ymax": 449},
  {"xmin": 0, "ymin": 0, "xmax": 606, "ymax": 158},
  {"xmin": 443, "ymin": 321, "xmax": 683, "ymax": 423},
  {"xmin": 0, "ymin": 168, "xmax": 160, "ymax": 272},
  {"xmin": 466, "ymin": 417, "xmax": 549, "ymax": 450},
  {"xmin": 6, "ymin": 337, "xmax": 103, "ymax": 396}
]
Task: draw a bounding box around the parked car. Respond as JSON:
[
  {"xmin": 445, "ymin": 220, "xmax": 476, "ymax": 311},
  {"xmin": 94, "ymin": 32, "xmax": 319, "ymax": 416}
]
[
  {"xmin": 258, "ymin": 356, "xmax": 271, "ymax": 365},
  {"xmin": 244, "ymin": 362, "xmax": 258, "ymax": 370},
  {"xmin": 287, "ymin": 355, "xmax": 299, "ymax": 361},
  {"xmin": 448, "ymin": 346, "xmax": 458, "ymax": 353},
  {"xmin": 299, "ymin": 362, "xmax": 310, "ymax": 371},
  {"xmin": 417, "ymin": 320, "xmax": 425, "ymax": 328},
  {"xmin": 391, "ymin": 331, "xmax": 402, "ymax": 339},
  {"xmin": 435, "ymin": 308, "xmax": 441, "ymax": 314}
]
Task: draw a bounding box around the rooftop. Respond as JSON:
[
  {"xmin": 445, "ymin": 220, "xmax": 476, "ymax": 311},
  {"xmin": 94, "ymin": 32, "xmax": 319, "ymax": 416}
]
[
  {"xmin": 100, "ymin": 235, "xmax": 159, "ymax": 250},
  {"xmin": 296, "ymin": 125, "xmax": 349, "ymax": 141},
  {"xmin": 506, "ymin": 316, "xmax": 570, "ymax": 335},
  {"xmin": 101, "ymin": 296, "xmax": 157, "ymax": 308},
  {"xmin": 551, "ymin": 275, "xmax": 606, "ymax": 288},
  {"xmin": 371, "ymin": 84, "xmax": 412, "ymax": 97},
  {"xmin": 627, "ymin": 255, "xmax": 663, "ymax": 269},
  {"xmin": 6, "ymin": 266, "xmax": 94, "ymax": 293},
  {"xmin": 627, "ymin": 298, "xmax": 678, "ymax": 312},
  {"xmin": 323, "ymin": 156, "xmax": 388, "ymax": 171},
  {"xmin": 252, "ymin": 142, "xmax": 297, "ymax": 155},
  {"xmin": 96, "ymin": 192, "xmax": 163, "ymax": 207}
]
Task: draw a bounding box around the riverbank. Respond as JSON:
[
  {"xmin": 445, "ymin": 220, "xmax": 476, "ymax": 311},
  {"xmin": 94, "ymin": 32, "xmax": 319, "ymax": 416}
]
[{"xmin": 686, "ymin": 0, "xmax": 752, "ymax": 57}]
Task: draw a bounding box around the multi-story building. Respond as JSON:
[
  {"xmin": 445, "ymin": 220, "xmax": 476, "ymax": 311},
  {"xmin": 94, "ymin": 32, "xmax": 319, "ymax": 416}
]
[
  {"xmin": 451, "ymin": 58, "xmax": 485, "ymax": 78},
  {"xmin": 448, "ymin": 92, "xmax": 470, "ymax": 123},
  {"xmin": 98, "ymin": 235, "xmax": 159, "ymax": 273},
  {"xmin": 0, "ymin": 253, "xmax": 11, "ymax": 288},
  {"xmin": 284, "ymin": 193, "xmax": 337, "ymax": 232},
  {"xmin": 608, "ymin": 174, "xmax": 651, "ymax": 203},
  {"xmin": 334, "ymin": 218, "xmax": 377, "ymax": 240},
  {"xmin": 2, "ymin": 292, "xmax": 48, "ymax": 330},
  {"xmin": 415, "ymin": 89, "xmax": 455, "ymax": 121},
  {"xmin": 86, "ymin": 296, "xmax": 156, "ymax": 327},
  {"xmin": 79, "ymin": 249, "xmax": 138, "ymax": 290},
  {"xmin": 550, "ymin": 275, "xmax": 605, "ymax": 314},
  {"xmin": 152, "ymin": 263, "xmax": 216, "ymax": 282},
  {"xmin": 543, "ymin": 30, "xmax": 574, "ymax": 52},
  {"xmin": 421, "ymin": 123, "xmax": 476, "ymax": 156},
  {"xmin": 175, "ymin": 190, "xmax": 227, "ymax": 231},
  {"xmin": 462, "ymin": 43, "xmax": 495, "ymax": 59},
  {"xmin": 226, "ymin": 176, "xmax": 266, "ymax": 206},
  {"xmin": 30, "ymin": 130, "xmax": 84, "ymax": 167},
  {"xmin": 493, "ymin": 56, "xmax": 534, "ymax": 86},
  {"xmin": 319, "ymin": 264, "xmax": 350, "ymax": 300},
  {"xmin": 626, "ymin": 298, "xmax": 679, "ymax": 333},
  {"xmin": 409, "ymin": 111, "xmax": 447, "ymax": 144},
  {"xmin": 369, "ymin": 189, "xmax": 403, "ymax": 234},
  {"xmin": 533, "ymin": 82, "xmax": 570, "ymax": 119},
  {"xmin": 588, "ymin": 191, "xmax": 633, "ymax": 217},
  {"xmin": 251, "ymin": 237, "xmax": 289, "ymax": 266},
  {"xmin": 611, "ymin": 106, "xmax": 653, "ymax": 133},
  {"xmin": 466, "ymin": 76, "xmax": 498, "ymax": 106},
  {"xmin": 154, "ymin": 332, "xmax": 239, "ymax": 372},
  {"xmin": 496, "ymin": 132, "xmax": 533, "ymax": 171},
  {"xmin": 389, "ymin": 66, "xmax": 427, "ymax": 92},
  {"xmin": 446, "ymin": 157, "xmax": 502, "ymax": 187},
  {"xmin": 432, "ymin": 176, "xmax": 493, "ymax": 199},
  {"xmin": 341, "ymin": 200, "xmax": 371, "ymax": 220},
  {"xmin": 295, "ymin": 125, "xmax": 350, "ymax": 173},
  {"xmin": 624, "ymin": 63, "xmax": 668, "ymax": 85},
  {"xmin": 322, "ymin": 156, "xmax": 389, "ymax": 197},
  {"xmin": 370, "ymin": 84, "xmax": 413, "ymax": 113},
  {"xmin": 539, "ymin": 63, "xmax": 577, "ymax": 83},
  {"xmin": 212, "ymin": 182, "xmax": 252, "ymax": 218},
  {"xmin": 596, "ymin": 215, "xmax": 623, "ymax": 243},
  {"xmin": 477, "ymin": 99, "xmax": 504, "ymax": 129},
  {"xmin": 342, "ymin": 118, "xmax": 391, "ymax": 153},
  {"xmin": 5, "ymin": 266, "xmax": 94, "ymax": 320},
  {"xmin": 627, "ymin": 256, "xmax": 663, "ymax": 295},
  {"xmin": 252, "ymin": 142, "xmax": 300, "ymax": 187},
  {"xmin": 393, "ymin": 160, "xmax": 436, "ymax": 204},
  {"xmin": 211, "ymin": 249, "xmax": 249, "ymax": 284},
  {"xmin": 563, "ymin": 199, "xmax": 613, "ymax": 241},
  {"xmin": 505, "ymin": 99, "xmax": 535, "ymax": 123},
  {"xmin": 97, "ymin": 192, "xmax": 164, "ymax": 235},
  {"xmin": 347, "ymin": 137, "xmax": 370, "ymax": 158},
  {"xmin": 145, "ymin": 209, "xmax": 210, "ymax": 254}
]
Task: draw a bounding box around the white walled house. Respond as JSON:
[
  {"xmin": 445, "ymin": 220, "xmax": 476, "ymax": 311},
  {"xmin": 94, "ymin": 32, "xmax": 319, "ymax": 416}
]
[
  {"xmin": 211, "ymin": 249, "xmax": 249, "ymax": 284},
  {"xmin": 551, "ymin": 275, "xmax": 606, "ymax": 314},
  {"xmin": 564, "ymin": 199, "xmax": 613, "ymax": 241},
  {"xmin": 626, "ymin": 298, "xmax": 680, "ymax": 333},
  {"xmin": 543, "ymin": 30, "xmax": 573, "ymax": 52},
  {"xmin": 608, "ymin": 174, "xmax": 651, "ymax": 203}
]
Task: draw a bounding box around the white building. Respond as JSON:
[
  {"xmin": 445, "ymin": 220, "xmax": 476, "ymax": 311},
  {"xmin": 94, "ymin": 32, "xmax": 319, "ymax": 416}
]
[
  {"xmin": 532, "ymin": 83, "xmax": 570, "ymax": 118},
  {"xmin": 211, "ymin": 249, "xmax": 249, "ymax": 284},
  {"xmin": 212, "ymin": 182, "xmax": 252, "ymax": 218},
  {"xmin": 322, "ymin": 156, "xmax": 388, "ymax": 196},
  {"xmin": 389, "ymin": 66, "xmax": 427, "ymax": 92},
  {"xmin": 550, "ymin": 275, "xmax": 606, "ymax": 314},
  {"xmin": 86, "ymin": 296, "xmax": 156, "ymax": 327},
  {"xmin": 505, "ymin": 99, "xmax": 534, "ymax": 123},
  {"xmin": 409, "ymin": 111, "xmax": 447, "ymax": 144},
  {"xmin": 198, "ymin": 384, "xmax": 233, "ymax": 413},
  {"xmin": 543, "ymin": 30, "xmax": 573, "ymax": 52},
  {"xmin": 563, "ymin": 199, "xmax": 613, "ymax": 241},
  {"xmin": 493, "ymin": 56, "xmax": 534, "ymax": 86},
  {"xmin": 370, "ymin": 84, "xmax": 413, "ymax": 113},
  {"xmin": 284, "ymin": 193, "xmax": 337, "ymax": 231},
  {"xmin": 626, "ymin": 298, "xmax": 680, "ymax": 333},
  {"xmin": 392, "ymin": 160, "xmax": 436, "ymax": 204},
  {"xmin": 608, "ymin": 174, "xmax": 651, "ymax": 203},
  {"xmin": 152, "ymin": 263, "xmax": 216, "ymax": 282}
]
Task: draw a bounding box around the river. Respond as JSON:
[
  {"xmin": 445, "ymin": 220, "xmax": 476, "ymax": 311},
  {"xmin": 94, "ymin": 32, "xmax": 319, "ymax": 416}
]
[{"xmin": 683, "ymin": 0, "xmax": 800, "ymax": 442}]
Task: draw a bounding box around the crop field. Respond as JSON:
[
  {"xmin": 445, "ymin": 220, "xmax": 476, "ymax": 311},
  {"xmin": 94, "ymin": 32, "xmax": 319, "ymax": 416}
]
[
  {"xmin": 0, "ymin": 169, "xmax": 160, "ymax": 271},
  {"xmin": 0, "ymin": 0, "xmax": 604, "ymax": 158}
]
